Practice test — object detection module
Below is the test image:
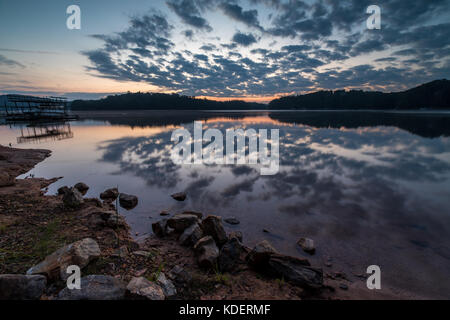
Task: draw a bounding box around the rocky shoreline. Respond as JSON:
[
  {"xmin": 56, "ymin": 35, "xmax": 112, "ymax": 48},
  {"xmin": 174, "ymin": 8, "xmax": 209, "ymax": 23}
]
[{"xmin": 0, "ymin": 144, "xmax": 400, "ymax": 300}]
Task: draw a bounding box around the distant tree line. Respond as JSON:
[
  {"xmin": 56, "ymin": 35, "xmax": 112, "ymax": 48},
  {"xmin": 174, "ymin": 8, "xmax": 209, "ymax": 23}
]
[
  {"xmin": 70, "ymin": 80, "xmax": 450, "ymax": 110},
  {"xmin": 70, "ymin": 92, "xmax": 266, "ymax": 110},
  {"xmin": 269, "ymin": 79, "xmax": 450, "ymax": 110}
]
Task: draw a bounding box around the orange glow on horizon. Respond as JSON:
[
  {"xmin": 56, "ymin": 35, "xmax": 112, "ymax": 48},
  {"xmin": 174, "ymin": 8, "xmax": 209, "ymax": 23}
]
[{"xmin": 195, "ymin": 95, "xmax": 290, "ymax": 104}]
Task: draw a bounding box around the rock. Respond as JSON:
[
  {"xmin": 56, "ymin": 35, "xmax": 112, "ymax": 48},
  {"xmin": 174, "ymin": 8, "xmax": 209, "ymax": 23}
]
[
  {"xmin": 218, "ymin": 237, "xmax": 245, "ymax": 273},
  {"xmin": 125, "ymin": 239, "xmax": 140, "ymax": 251},
  {"xmin": 167, "ymin": 214, "xmax": 198, "ymax": 232},
  {"xmin": 339, "ymin": 283, "xmax": 348, "ymax": 290},
  {"xmin": 228, "ymin": 231, "xmax": 243, "ymax": 242},
  {"xmin": 87, "ymin": 210, "xmax": 125, "ymax": 230},
  {"xmin": 132, "ymin": 251, "xmax": 152, "ymax": 258},
  {"xmin": 134, "ymin": 268, "xmax": 147, "ymax": 277},
  {"xmin": 179, "ymin": 223, "xmax": 203, "ymax": 246},
  {"xmin": 152, "ymin": 219, "xmax": 168, "ymax": 237},
  {"xmin": 224, "ymin": 217, "xmax": 240, "ymax": 225},
  {"xmin": 156, "ymin": 273, "xmax": 177, "ymax": 297},
  {"xmin": 119, "ymin": 193, "xmax": 138, "ymax": 210},
  {"xmin": 246, "ymin": 240, "xmax": 277, "ymax": 269},
  {"xmin": 126, "ymin": 277, "xmax": 165, "ymax": 300},
  {"xmin": 58, "ymin": 275, "xmax": 126, "ymax": 300},
  {"xmin": 57, "ymin": 186, "xmax": 70, "ymax": 195},
  {"xmin": 168, "ymin": 265, "xmax": 192, "ymax": 284},
  {"xmin": 74, "ymin": 182, "xmax": 89, "ymax": 195},
  {"xmin": 297, "ymin": 237, "xmax": 315, "ymax": 254},
  {"xmin": 27, "ymin": 238, "xmax": 100, "ymax": 281},
  {"xmin": 63, "ymin": 188, "xmax": 84, "ymax": 208},
  {"xmin": 266, "ymin": 254, "xmax": 322, "ymax": 289},
  {"xmin": 0, "ymin": 171, "xmax": 15, "ymax": 187},
  {"xmin": 194, "ymin": 236, "xmax": 219, "ymax": 269},
  {"xmin": 171, "ymin": 192, "xmax": 186, "ymax": 201},
  {"xmin": 0, "ymin": 274, "xmax": 46, "ymax": 300},
  {"xmin": 201, "ymin": 215, "xmax": 227, "ymax": 246},
  {"xmin": 112, "ymin": 245, "xmax": 128, "ymax": 259},
  {"xmin": 105, "ymin": 212, "xmax": 125, "ymax": 228},
  {"xmin": 181, "ymin": 211, "xmax": 203, "ymax": 219},
  {"xmin": 160, "ymin": 210, "xmax": 170, "ymax": 216},
  {"xmin": 100, "ymin": 188, "xmax": 119, "ymax": 201},
  {"xmin": 87, "ymin": 212, "xmax": 106, "ymax": 230}
]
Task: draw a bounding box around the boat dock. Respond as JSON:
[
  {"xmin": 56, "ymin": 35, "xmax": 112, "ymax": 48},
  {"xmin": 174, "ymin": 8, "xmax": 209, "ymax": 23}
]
[{"xmin": 0, "ymin": 94, "xmax": 78, "ymax": 121}]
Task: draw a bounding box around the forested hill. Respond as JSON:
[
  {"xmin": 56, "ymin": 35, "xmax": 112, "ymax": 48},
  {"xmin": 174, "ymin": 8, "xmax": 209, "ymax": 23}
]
[
  {"xmin": 70, "ymin": 93, "xmax": 266, "ymax": 110},
  {"xmin": 70, "ymin": 80, "xmax": 450, "ymax": 110},
  {"xmin": 268, "ymin": 79, "xmax": 450, "ymax": 110}
]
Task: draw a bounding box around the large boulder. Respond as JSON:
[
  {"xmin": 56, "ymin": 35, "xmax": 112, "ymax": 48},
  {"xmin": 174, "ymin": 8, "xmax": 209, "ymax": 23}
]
[
  {"xmin": 152, "ymin": 219, "xmax": 168, "ymax": 237},
  {"xmin": 297, "ymin": 237, "xmax": 315, "ymax": 254},
  {"xmin": 100, "ymin": 188, "xmax": 119, "ymax": 202},
  {"xmin": 201, "ymin": 215, "xmax": 227, "ymax": 246},
  {"xmin": 218, "ymin": 237, "xmax": 246, "ymax": 273},
  {"xmin": 58, "ymin": 275, "xmax": 126, "ymax": 300},
  {"xmin": 167, "ymin": 214, "xmax": 198, "ymax": 232},
  {"xmin": 126, "ymin": 277, "xmax": 165, "ymax": 300},
  {"xmin": 119, "ymin": 193, "xmax": 138, "ymax": 210},
  {"xmin": 266, "ymin": 254, "xmax": 322, "ymax": 289},
  {"xmin": 171, "ymin": 192, "xmax": 186, "ymax": 201},
  {"xmin": 0, "ymin": 171, "xmax": 15, "ymax": 187},
  {"xmin": 27, "ymin": 238, "xmax": 100, "ymax": 281},
  {"xmin": 156, "ymin": 273, "xmax": 177, "ymax": 298},
  {"xmin": 74, "ymin": 182, "xmax": 89, "ymax": 195},
  {"xmin": 63, "ymin": 188, "xmax": 84, "ymax": 208},
  {"xmin": 246, "ymin": 240, "xmax": 277, "ymax": 269},
  {"xmin": 179, "ymin": 222, "xmax": 203, "ymax": 246},
  {"xmin": 193, "ymin": 236, "xmax": 219, "ymax": 269},
  {"xmin": 0, "ymin": 274, "xmax": 46, "ymax": 300}
]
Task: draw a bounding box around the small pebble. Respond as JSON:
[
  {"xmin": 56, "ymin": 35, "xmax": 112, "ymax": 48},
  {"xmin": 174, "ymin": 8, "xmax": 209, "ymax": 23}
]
[
  {"xmin": 339, "ymin": 283, "xmax": 348, "ymax": 290},
  {"xmin": 224, "ymin": 217, "xmax": 240, "ymax": 225}
]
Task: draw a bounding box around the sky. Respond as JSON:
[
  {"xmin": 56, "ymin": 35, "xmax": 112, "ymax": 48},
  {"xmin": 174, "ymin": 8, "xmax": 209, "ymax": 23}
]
[{"xmin": 0, "ymin": 0, "xmax": 449, "ymax": 102}]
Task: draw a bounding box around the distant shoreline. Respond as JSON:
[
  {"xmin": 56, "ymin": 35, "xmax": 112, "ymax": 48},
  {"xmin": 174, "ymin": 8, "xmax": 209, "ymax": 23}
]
[
  {"xmin": 73, "ymin": 109, "xmax": 450, "ymax": 113},
  {"xmin": 69, "ymin": 79, "xmax": 450, "ymax": 111}
]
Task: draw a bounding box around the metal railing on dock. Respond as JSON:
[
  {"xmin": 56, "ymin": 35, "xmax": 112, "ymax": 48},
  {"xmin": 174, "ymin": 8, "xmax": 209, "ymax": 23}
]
[{"xmin": 0, "ymin": 94, "xmax": 79, "ymax": 121}]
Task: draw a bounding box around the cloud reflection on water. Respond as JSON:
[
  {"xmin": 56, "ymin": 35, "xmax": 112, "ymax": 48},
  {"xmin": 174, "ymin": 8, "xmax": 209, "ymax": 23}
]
[{"xmin": 96, "ymin": 114, "xmax": 450, "ymax": 298}]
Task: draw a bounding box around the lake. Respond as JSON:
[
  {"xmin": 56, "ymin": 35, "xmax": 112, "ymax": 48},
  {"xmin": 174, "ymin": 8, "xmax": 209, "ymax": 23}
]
[{"xmin": 1, "ymin": 110, "xmax": 450, "ymax": 299}]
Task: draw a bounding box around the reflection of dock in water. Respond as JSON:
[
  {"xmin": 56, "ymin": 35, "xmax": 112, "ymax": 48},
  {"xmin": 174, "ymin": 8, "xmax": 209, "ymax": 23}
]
[{"xmin": 16, "ymin": 122, "xmax": 74, "ymax": 144}]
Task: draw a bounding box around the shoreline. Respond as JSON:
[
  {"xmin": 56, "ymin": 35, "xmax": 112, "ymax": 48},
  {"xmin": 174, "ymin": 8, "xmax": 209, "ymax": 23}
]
[{"xmin": 0, "ymin": 144, "xmax": 418, "ymax": 300}]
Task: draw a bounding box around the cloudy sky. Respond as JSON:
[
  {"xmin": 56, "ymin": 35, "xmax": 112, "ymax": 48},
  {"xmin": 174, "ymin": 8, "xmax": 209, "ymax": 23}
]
[{"xmin": 0, "ymin": 0, "xmax": 449, "ymax": 101}]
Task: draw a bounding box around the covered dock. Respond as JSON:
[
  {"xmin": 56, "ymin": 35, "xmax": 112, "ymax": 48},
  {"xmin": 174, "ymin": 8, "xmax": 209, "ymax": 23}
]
[{"xmin": 0, "ymin": 94, "xmax": 78, "ymax": 121}]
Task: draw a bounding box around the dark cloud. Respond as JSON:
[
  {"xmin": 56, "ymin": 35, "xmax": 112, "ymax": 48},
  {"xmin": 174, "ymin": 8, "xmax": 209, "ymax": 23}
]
[
  {"xmin": 219, "ymin": 2, "xmax": 263, "ymax": 30},
  {"xmin": 231, "ymin": 32, "xmax": 258, "ymax": 46},
  {"xmin": 183, "ymin": 29, "xmax": 194, "ymax": 39},
  {"xmin": 200, "ymin": 43, "xmax": 217, "ymax": 51},
  {"xmin": 0, "ymin": 54, "xmax": 24, "ymax": 68},
  {"xmin": 167, "ymin": 0, "xmax": 212, "ymax": 31}
]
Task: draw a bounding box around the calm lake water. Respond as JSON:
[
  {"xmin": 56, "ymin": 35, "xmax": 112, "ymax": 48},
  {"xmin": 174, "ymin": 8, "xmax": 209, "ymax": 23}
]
[{"xmin": 1, "ymin": 110, "xmax": 450, "ymax": 299}]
